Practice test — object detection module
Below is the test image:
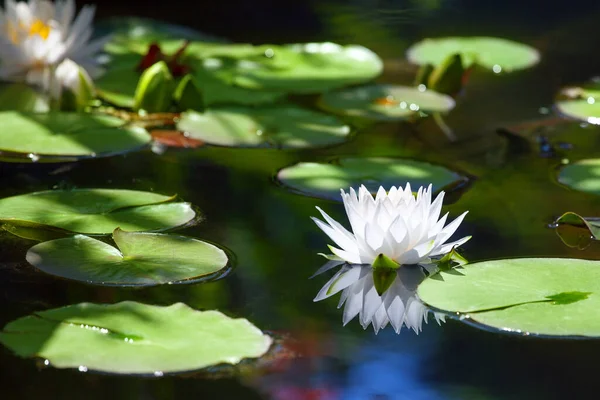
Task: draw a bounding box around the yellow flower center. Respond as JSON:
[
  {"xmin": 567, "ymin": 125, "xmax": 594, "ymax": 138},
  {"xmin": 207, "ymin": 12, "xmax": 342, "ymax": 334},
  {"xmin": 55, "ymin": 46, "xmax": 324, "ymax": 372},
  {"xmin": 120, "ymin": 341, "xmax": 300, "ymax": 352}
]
[
  {"xmin": 28, "ymin": 19, "xmax": 51, "ymax": 40},
  {"xmin": 7, "ymin": 19, "xmax": 52, "ymax": 44}
]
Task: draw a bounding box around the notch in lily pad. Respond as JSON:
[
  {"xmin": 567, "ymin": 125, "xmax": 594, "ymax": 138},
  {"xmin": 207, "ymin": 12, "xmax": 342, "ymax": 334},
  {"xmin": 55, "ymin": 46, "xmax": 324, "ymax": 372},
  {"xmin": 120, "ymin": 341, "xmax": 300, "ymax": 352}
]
[
  {"xmin": 0, "ymin": 189, "xmax": 197, "ymax": 235},
  {"xmin": 26, "ymin": 228, "xmax": 230, "ymax": 286},
  {"xmin": 0, "ymin": 301, "xmax": 272, "ymax": 375}
]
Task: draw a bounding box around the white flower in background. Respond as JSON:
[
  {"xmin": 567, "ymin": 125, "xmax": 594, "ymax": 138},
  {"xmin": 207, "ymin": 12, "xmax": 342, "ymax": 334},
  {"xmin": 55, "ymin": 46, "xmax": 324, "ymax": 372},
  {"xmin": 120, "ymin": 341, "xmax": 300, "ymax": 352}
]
[
  {"xmin": 0, "ymin": 0, "xmax": 108, "ymax": 91},
  {"xmin": 311, "ymin": 184, "xmax": 470, "ymax": 333},
  {"xmin": 50, "ymin": 58, "xmax": 94, "ymax": 109}
]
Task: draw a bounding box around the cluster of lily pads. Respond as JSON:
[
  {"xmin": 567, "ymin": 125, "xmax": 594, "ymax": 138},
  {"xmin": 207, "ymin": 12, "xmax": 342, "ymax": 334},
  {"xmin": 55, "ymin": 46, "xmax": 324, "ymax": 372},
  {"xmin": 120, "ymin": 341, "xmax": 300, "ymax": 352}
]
[
  {"xmin": 0, "ymin": 189, "xmax": 276, "ymax": 374},
  {"xmin": 8, "ymin": 5, "xmax": 600, "ymax": 376}
]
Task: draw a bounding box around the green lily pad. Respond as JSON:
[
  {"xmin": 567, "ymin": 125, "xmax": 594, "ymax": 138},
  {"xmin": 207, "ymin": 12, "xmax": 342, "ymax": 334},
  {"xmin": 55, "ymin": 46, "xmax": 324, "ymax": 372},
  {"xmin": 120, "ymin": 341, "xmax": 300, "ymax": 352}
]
[
  {"xmin": 418, "ymin": 258, "xmax": 600, "ymax": 337},
  {"xmin": 176, "ymin": 106, "xmax": 351, "ymax": 148},
  {"xmin": 276, "ymin": 157, "xmax": 467, "ymax": 200},
  {"xmin": 0, "ymin": 112, "xmax": 151, "ymax": 159},
  {"xmin": 26, "ymin": 229, "xmax": 228, "ymax": 286},
  {"xmin": 0, "ymin": 83, "xmax": 50, "ymax": 112},
  {"xmin": 96, "ymin": 66, "xmax": 140, "ymax": 108},
  {"xmin": 230, "ymin": 42, "xmax": 383, "ymax": 93},
  {"xmin": 100, "ymin": 17, "xmax": 224, "ymax": 55},
  {"xmin": 558, "ymin": 158, "xmax": 600, "ymax": 195},
  {"xmin": 555, "ymin": 83, "xmax": 600, "ymax": 124},
  {"xmin": 407, "ymin": 37, "xmax": 540, "ymax": 72},
  {"xmin": 318, "ymin": 84, "xmax": 455, "ymax": 121},
  {"xmin": 193, "ymin": 67, "xmax": 286, "ymax": 107},
  {"xmin": 0, "ymin": 301, "xmax": 272, "ymax": 374},
  {"xmin": 0, "ymin": 189, "xmax": 196, "ymax": 234}
]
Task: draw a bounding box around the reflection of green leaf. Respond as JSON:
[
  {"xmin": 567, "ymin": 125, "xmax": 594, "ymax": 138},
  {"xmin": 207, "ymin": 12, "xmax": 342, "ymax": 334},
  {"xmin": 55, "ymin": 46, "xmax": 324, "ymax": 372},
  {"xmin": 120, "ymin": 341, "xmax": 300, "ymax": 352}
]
[
  {"xmin": 553, "ymin": 212, "xmax": 600, "ymax": 249},
  {"xmin": 0, "ymin": 112, "xmax": 150, "ymax": 158},
  {"xmin": 277, "ymin": 157, "xmax": 467, "ymax": 201},
  {"xmin": 26, "ymin": 229, "xmax": 228, "ymax": 286},
  {"xmin": 555, "ymin": 212, "xmax": 600, "ymax": 238},
  {"xmin": 418, "ymin": 258, "xmax": 600, "ymax": 337},
  {"xmin": 407, "ymin": 36, "xmax": 540, "ymax": 72},
  {"xmin": 0, "ymin": 302, "xmax": 272, "ymax": 374},
  {"xmin": 558, "ymin": 159, "xmax": 600, "ymax": 196},
  {"xmin": 177, "ymin": 106, "xmax": 350, "ymax": 148},
  {"xmin": 318, "ymin": 84, "xmax": 455, "ymax": 121},
  {"xmin": 0, "ymin": 189, "xmax": 196, "ymax": 234}
]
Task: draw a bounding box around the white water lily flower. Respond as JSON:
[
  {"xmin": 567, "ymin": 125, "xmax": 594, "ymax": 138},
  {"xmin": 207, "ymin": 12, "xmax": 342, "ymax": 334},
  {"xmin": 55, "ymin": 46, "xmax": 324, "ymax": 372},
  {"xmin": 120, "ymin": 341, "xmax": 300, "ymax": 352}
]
[
  {"xmin": 313, "ymin": 262, "xmax": 446, "ymax": 334},
  {"xmin": 312, "ymin": 184, "xmax": 469, "ymax": 266},
  {"xmin": 0, "ymin": 0, "xmax": 108, "ymax": 90},
  {"xmin": 50, "ymin": 58, "xmax": 93, "ymax": 102},
  {"xmin": 311, "ymin": 184, "xmax": 470, "ymax": 333}
]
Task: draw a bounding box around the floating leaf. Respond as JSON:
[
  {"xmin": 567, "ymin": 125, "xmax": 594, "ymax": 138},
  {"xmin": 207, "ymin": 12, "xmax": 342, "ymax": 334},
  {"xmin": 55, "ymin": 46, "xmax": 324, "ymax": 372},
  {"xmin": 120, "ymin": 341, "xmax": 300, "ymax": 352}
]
[
  {"xmin": 276, "ymin": 157, "xmax": 467, "ymax": 201},
  {"xmin": 318, "ymin": 84, "xmax": 455, "ymax": 121},
  {"xmin": 558, "ymin": 158, "xmax": 600, "ymax": 195},
  {"xmin": 555, "ymin": 82, "xmax": 600, "ymax": 124},
  {"xmin": 0, "ymin": 189, "xmax": 196, "ymax": 234},
  {"xmin": 26, "ymin": 229, "xmax": 228, "ymax": 286},
  {"xmin": 418, "ymin": 258, "xmax": 600, "ymax": 337},
  {"xmin": 230, "ymin": 42, "xmax": 383, "ymax": 93},
  {"xmin": 192, "ymin": 67, "xmax": 286, "ymax": 107},
  {"xmin": 95, "ymin": 65, "xmax": 140, "ymax": 108},
  {"xmin": 0, "ymin": 112, "xmax": 151, "ymax": 159},
  {"xmin": 407, "ymin": 37, "xmax": 540, "ymax": 72},
  {"xmin": 100, "ymin": 17, "xmax": 224, "ymax": 56},
  {"xmin": 0, "ymin": 301, "xmax": 272, "ymax": 374},
  {"xmin": 177, "ymin": 106, "xmax": 350, "ymax": 148}
]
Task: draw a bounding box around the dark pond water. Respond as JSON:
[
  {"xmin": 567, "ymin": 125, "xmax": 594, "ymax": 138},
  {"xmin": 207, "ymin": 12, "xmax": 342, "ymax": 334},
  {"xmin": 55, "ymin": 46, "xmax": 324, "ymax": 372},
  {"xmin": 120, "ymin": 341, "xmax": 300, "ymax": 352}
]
[{"xmin": 4, "ymin": 1, "xmax": 600, "ymax": 399}]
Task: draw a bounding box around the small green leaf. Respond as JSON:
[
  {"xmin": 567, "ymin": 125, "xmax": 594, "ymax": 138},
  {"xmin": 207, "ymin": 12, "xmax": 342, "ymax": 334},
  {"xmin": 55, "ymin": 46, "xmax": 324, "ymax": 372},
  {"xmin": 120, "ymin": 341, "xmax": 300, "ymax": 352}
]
[
  {"xmin": 372, "ymin": 253, "xmax": 400, "ymax": 270},
  {"xmin": 436, "ymin": 246, "xmax": 469, "ymax": 270},
  {"xmin": 427, "ymin": 53, "xmax": 464, "ymax": 96},
  {"xmin": 133, "ymin": 61, "xmax": 174, "ymax": 112},
  {"xmin": 173, "ymin": 74, "xmax": 203, "ymax": 111}
]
